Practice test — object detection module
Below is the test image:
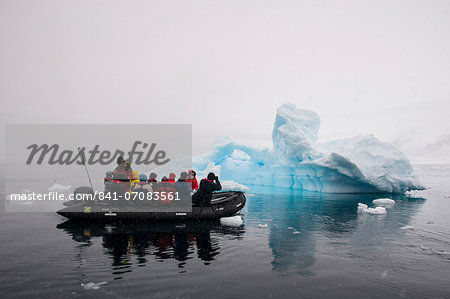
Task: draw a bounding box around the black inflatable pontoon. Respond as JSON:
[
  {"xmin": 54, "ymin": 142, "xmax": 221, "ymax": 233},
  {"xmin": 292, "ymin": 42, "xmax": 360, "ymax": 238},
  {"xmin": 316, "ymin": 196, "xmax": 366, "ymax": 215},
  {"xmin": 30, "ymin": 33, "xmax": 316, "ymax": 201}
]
[{"xmin": 57, "ymin": 191, "xmax": 246, "ymax": 221}]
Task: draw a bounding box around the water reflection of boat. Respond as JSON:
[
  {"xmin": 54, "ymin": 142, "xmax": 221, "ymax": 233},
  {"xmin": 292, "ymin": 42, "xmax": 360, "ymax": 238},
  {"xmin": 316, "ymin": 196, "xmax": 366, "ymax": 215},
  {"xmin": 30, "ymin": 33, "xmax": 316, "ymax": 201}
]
[
  {"xmin": 57, "ymin": 191, "xmax": 246, "ymax": 221},
  {"xmin": 56, "ymin": 219, "xmax": 245, "ymax": 277}
]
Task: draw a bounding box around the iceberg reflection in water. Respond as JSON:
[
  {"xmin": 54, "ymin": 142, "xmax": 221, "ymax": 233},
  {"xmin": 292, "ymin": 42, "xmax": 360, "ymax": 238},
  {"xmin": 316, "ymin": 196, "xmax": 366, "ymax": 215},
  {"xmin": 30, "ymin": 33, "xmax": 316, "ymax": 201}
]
[{"xmin": 243, "ymin": 187, "xmax": 426, "ymax": 276}]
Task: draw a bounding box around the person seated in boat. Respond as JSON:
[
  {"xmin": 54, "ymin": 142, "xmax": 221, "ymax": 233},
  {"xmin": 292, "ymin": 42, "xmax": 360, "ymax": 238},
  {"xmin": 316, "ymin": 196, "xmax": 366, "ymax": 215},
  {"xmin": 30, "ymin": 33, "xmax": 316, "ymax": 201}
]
[
  {"xmin": 168, "ymin": 173, "xmax": 176, "ymax": 185},
  {"xmin": 148, "ymin": 172, "xmax": 158, "ymax": 189},
  {"xmin": 131, "ymin": 174, "xmax": 153, "ymax": 194},
  {"xmin": 175, "ymin": 172, "xmax": 191, "ymax": 200},
  {"xmin": 111, "ymin": 172, "xmax": 129, "ymax": 195},
  {"xmin": 156, "ymin": 176, "xmax": 177, "ymax": 203},
  {"xmin": 157, "ymin": 177, "xmax": 175, "ymax": 191},
  {"xmin": 130, "ymin": 170, "xmax": 140, "ymax": 191},
  {"xmin": 187, "ymin": 170, "xmax": 199, "ymax": 193},
  {"xmin": 192, "ymin": 172, "xmax": 222, "ymax": 206},
  {"xmin": 104, "ymin": 171, "xmax": 114, "ymax": 192}
]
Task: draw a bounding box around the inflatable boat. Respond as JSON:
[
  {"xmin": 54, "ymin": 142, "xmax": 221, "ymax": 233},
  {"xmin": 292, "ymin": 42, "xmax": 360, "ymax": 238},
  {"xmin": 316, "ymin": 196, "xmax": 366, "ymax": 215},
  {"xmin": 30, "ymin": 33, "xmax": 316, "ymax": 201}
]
[{"xmin": 57, "ymin": 191, "xmax": 246, "ymax": 221}]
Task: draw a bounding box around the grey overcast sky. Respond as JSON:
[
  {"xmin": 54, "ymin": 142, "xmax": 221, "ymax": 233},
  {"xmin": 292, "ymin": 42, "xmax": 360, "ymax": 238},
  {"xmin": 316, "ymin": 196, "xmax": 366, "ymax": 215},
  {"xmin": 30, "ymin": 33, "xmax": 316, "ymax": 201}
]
[{"xmin": 1, "ymin": 0, "xmax": 449, "ymax": 162}]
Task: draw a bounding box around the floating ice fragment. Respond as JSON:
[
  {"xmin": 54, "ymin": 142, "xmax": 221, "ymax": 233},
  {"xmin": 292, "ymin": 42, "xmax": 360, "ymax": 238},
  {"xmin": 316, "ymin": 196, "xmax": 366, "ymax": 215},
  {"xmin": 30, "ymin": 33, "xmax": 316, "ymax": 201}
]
[
  {"xmin": 287, "ymin": 227, "xmax": 294, "ymax": 230},
  {"xmin": 292, "ymin": 231, "xmax": 301, "ymax": 234},
  {"xmin": 357, "ymin": 203, "xmax": 387, "ymax": 215},
  {"xmin": 405, "ymin": 190, "xmax": 427, "ymax": 198},
  {"xmin": 257, "ymin": 224, "xmax": 268, "ymax": 228},
  {"xmin": 220, "ymin": 216, "xmax": 243, "ymax": 227},
  {"xmin": 48, "ymin": 184, "xmax": 71, "ymax": 191},
  {"xmin": 373, "ymin": 198, "xmax": 395, "ymax": 207},
  {"xmin": 419, "ymin": 245, "xmax": 431, "ymax": 250},
  {"xmin": 81, "ymin": 281, "xmax": 108, "ymax": 290},
  {"xmin": 400, "ymin": 226, "xmax": 415, "ymax": 230}
]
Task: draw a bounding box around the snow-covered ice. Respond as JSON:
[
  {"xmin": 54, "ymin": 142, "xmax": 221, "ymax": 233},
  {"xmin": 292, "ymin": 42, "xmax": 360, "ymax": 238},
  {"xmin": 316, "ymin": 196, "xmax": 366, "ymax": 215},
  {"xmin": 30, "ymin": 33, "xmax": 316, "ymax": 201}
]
[
  {"xmin": 373, "ymin": 198, "xmax": 396, "ymax": 207},
  {"xmin": 220, "ymin": 216, "xmax": 243, "ymax": 227},
  {"xmin": 81, "ymin": 281, "xmax": 108, "ymax": 290},
  {"xmin": 48, "ymin": 183, "xmax": 71, "ymax": 191},
  {"xmin": 405, "ymin": 190, "xmax": 424, "ymax": 198},
  {"xmin": 357, "ymin": 203, "xmax": 387, "ymax": 215},
  {"xmin": 400, "ymin": 225, "xmax": 415, "ymax": 230},
  {"xmin": 193, "ymin": 103, "xmax": 424, "ymax": 193}
]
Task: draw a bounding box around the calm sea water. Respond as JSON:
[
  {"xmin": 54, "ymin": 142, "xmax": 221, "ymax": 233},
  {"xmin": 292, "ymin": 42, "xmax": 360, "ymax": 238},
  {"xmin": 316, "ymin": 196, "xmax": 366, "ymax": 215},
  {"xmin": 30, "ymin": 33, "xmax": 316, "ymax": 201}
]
[{"xmin": 1, "ymin": 164, "xmax": 449, "ymax": 298}]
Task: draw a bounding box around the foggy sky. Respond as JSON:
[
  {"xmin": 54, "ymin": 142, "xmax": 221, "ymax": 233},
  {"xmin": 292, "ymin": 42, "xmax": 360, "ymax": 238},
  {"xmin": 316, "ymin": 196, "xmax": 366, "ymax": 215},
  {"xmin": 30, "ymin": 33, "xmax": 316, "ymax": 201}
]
[{"xmin": 1, "ymin": 0, "xmax": 449, "ymax": 163}]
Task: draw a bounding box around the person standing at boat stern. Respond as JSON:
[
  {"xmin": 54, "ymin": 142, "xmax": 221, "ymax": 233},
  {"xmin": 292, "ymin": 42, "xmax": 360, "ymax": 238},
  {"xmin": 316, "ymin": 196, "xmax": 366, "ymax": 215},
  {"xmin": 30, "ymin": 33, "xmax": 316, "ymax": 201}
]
[
  {"xmin": 192, "ymin": 172, "xmax": 222, "ymax": 205},
  {"xmin": 113, "ymin": 156, "xmax": 134, "ymax": 191},
  {"xmin": 114, "ymin": 156, "xmax": 128, "ymax": 173}
]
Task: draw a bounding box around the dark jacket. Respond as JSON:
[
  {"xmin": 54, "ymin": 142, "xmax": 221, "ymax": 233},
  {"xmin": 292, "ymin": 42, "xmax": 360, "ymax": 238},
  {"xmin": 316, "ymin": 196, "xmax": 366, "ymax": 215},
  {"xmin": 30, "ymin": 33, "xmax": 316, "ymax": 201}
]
[
  {"xmin": 175, "ymin": 179, "xmax": 191, "ymax": 201},
  {"xmin": 147, "ymin": 179, "xmax": 158, "ymax": 189},
  {"xmin": 193, "ymin": 178, "xmax": 222, "ymax": 205},
  {"xmin": 109, "ymin": 180, "xmax": 127, "ymax": 197}
]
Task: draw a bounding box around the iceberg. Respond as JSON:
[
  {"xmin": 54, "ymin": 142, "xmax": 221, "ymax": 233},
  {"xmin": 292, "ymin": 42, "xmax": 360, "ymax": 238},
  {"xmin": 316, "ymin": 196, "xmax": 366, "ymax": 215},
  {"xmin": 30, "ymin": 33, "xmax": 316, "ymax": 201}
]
[
  {"xmin": 220, "ymin": 216, "xmax": 243, "ymax": 227},
  {"xmin": 194, "ymin": 103, "xmax": 424, "ymax": 193}
]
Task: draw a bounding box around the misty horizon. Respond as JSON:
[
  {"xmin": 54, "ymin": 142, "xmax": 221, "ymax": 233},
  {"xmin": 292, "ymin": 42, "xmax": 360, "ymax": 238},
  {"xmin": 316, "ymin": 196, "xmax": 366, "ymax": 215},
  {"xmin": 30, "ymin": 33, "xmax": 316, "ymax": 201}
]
[{"xmin": 1, "ymin": 0, "xmax": 449, "ymax": 163}]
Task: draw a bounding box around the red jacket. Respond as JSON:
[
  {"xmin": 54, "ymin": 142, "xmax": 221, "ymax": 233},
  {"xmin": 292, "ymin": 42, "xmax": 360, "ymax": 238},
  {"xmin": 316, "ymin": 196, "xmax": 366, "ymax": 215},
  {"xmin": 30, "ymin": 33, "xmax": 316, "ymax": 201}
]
[
  {"xmin": 187, "ymin": 170, "xmax": 199, "ymax": 190},
  {"xmin": 156, "ymin": 181, "xmax": 177, "ymax": 193}
]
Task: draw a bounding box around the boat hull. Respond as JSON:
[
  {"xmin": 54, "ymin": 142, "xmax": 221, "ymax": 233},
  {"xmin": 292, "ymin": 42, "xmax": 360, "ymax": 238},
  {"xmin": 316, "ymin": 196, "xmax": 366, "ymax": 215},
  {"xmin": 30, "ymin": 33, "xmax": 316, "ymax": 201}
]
[{"xmin": 57, "ymin": 191, "xmax": 246, "ymax": 221}]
